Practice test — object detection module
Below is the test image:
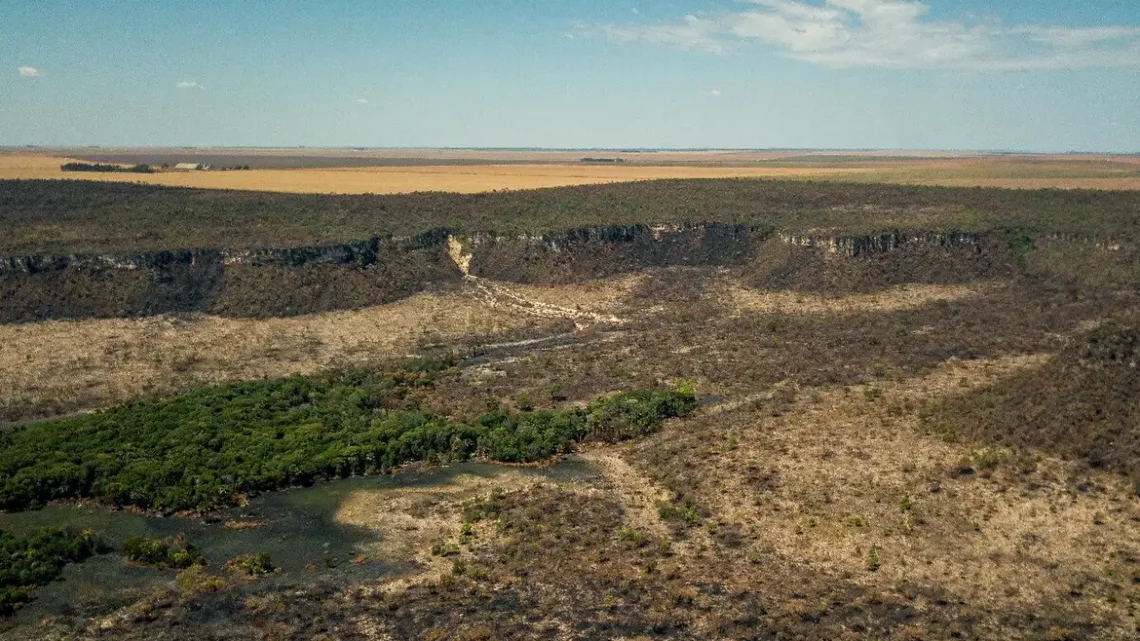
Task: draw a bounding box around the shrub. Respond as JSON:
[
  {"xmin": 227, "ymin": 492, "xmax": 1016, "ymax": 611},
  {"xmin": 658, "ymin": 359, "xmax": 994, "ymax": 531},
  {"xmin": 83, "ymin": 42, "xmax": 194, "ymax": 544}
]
[
  {"xmin": 583, "ymin": 388, "xmax": 698, "ymax": 443},
  {"xmin": 122, "ymin": 535, "xmax": 203, "ymax": 570},
  {"xmin": 228, "ymin": 553, "xmax": 274, "ymax": 576},
  {"xmin": 658, "ymin": 501, "xmax": 702, "ymax": 525},
  {"xmin": 867, "ymin": 546, "xmax": 882, "ymax": 572},
  {"xmin": 0, "ymin": 527, "xmax": 101, "ymax": 615}
]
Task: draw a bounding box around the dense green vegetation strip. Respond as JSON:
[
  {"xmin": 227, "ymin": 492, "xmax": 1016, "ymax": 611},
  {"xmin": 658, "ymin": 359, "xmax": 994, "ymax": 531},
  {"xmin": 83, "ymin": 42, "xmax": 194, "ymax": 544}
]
[
  {"xmin": 0, "ymin": 360, "xmax": 696, "ymax": 513},
  {"xmin": 0, "ymin": 527, "xmax": 100, "ymax": 615},
  {"xmin": 3, "ymin": 178, "xmax": 1139, "ymax": 255}
]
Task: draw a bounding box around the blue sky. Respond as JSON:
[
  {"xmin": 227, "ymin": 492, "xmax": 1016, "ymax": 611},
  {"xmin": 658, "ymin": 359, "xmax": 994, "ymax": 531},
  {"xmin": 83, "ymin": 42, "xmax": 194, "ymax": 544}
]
[{"xmin": 2, "ymin": 1, "xmax": 1139, "ymax": 151}]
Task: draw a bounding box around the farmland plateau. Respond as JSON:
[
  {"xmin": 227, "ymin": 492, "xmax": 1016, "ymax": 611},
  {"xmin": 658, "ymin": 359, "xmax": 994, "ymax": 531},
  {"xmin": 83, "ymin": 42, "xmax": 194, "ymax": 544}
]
[
  {"xmin": 2, "ymin": 169, "xmax": 1140, "ymax": 641},
  {"xmin": 5, "ymin": 149, "xmax": 1140, "ymax": 193}
]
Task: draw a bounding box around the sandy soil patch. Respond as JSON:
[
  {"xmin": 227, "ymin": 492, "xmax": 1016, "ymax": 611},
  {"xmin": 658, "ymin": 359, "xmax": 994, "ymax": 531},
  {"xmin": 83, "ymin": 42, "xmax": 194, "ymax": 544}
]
[
  {"xmin": 447, "ymin": 236, "xmax": 631, "ymax": 327},
  {"xmin": 578, "ymin": 449, "xmax": 672, "ymax": 538}
]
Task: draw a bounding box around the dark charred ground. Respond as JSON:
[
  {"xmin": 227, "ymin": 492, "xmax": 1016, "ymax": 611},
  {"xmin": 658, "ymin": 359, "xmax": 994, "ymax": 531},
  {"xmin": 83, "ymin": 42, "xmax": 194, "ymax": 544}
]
[{"xmin": 3, "ymin": 178, "xmax": 1140, "ymax": 640}]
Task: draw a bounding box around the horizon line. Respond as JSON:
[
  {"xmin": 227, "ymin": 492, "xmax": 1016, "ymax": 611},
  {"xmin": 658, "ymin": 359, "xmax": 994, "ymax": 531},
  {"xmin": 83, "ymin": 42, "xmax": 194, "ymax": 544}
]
[{"xmin": 3, "ymin": 145, "xmax": 1137, "ymax": 156}]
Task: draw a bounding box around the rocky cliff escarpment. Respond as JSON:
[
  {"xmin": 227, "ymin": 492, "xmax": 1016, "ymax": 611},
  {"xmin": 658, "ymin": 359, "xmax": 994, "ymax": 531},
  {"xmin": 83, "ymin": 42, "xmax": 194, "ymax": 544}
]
[
  {"xmin": 466, "ymin": 223, "xmax": 768, "ymax": 283},
  {"xmin": 0, "ymin": 233, "xmax": 460, "ymax": 323},
  {"xmin": 1, "ymin": 225, "xmax": 1124, "ymax": 323},
  {"xmin": 778, "ymin": 230, "xmax": 985, "ymax": 258},
  {"xmin": 749, "ymin": 230, "xmax": 1013, "ymax": 293}
]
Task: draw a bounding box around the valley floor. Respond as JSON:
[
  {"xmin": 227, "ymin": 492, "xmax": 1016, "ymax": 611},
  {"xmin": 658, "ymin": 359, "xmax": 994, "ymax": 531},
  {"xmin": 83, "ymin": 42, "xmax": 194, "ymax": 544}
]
[{"xmin": 4, "ymin": 258, "xmax": 1139, "ymax": 640}]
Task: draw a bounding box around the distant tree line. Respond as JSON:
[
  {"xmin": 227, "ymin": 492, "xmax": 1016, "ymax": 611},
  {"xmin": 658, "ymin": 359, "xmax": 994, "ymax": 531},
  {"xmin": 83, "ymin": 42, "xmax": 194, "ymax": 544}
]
[{"xmin": 60, "ymin": 162, "xmax": 154, "ymax": 174}]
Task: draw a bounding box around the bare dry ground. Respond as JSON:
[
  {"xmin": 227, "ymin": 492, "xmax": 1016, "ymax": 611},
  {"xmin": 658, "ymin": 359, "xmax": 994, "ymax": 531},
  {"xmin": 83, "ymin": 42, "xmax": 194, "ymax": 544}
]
[
  {"xmin": 4, "ymin": 150, "xmax": 1140, "ymax": 193},
  {"xmin": 723, "ymin": 281, "xmax": 993, "ymax": 316}
]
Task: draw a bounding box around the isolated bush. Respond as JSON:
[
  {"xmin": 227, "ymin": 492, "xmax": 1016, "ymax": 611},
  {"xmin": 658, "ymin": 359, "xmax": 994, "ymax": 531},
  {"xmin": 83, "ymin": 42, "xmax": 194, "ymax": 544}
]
[
  {"xmin": 122, "ymin": 535, "xmax": 202, "ymax": 570},
  {"xmin": 228, "ymin": 553, "xmax": 274, "ymax": 576}
]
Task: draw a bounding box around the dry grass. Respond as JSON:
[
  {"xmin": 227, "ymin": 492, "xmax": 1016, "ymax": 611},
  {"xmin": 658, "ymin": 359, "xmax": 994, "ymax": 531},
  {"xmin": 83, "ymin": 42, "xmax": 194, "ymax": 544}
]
[
  {"xmin": 909, "ymin": 177, "xmax": 1140, "ymax": 190},
  {"xmin": 0, "ymin": 290, "xmax": 538, "ymax": 422},
  {"xmin": 333, "ymin": 468, "xmax": 544, "ymax": 592},
  {"xmin": 503, "ymin": 275, "xmax": 648, "ymax": 315},
  {"xmin": 5, "ymin": 152, "xmax": 1140, "ymax": 193},
  {"xmin": 0, "ymin": 154, "xmax": 858, "ymax": 194},
  {"xmin": 632, "ymin": 353, "xmax": 1140, "ymax": 633},
  {"xmin": 0, "ymin": 274, "xmax": 644, "ymax": 422},
  {"xmin": 723, "ymin": 281, "xmax": 992, "ymax": 316}
]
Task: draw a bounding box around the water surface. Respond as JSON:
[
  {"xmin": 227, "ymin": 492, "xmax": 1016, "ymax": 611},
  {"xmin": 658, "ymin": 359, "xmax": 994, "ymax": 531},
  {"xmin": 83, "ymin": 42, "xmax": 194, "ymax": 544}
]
[{"xmin": 0, "ymin": 459, "xmax": 599, "ymax": 631}]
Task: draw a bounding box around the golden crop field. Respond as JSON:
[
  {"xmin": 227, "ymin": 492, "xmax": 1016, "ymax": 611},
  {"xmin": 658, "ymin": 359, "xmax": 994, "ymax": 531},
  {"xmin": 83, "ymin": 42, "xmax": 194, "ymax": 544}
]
[
  {"xmin": 3, "ymin": 151, "xmax": 1140, "ymax": 193},
  {"xmin": 0, "ymin": 153, "xmax": 861, "ymax": 193}
]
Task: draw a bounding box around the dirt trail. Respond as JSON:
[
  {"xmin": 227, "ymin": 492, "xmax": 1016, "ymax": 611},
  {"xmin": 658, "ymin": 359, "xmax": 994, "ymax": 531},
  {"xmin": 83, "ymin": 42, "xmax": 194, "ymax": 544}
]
[{"xmin": 447, "ymin": 236, "xmax": 625, "ymax": 328}]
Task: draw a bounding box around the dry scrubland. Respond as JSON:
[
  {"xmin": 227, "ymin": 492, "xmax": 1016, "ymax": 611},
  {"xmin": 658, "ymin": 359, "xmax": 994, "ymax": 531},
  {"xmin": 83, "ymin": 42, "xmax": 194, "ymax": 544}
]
[
  {"xmin": 4, "ymin": 150, "xmax": 1140, "ymax": 193},
  {"xmin": 0, "ymin": 275, "xmax": 976, "ymax": 425},
  {"xmin": 3, "ymin": 176, "xmax": 1140, "ymax": 639},
  {"xmin": 7, "ymin": 259, "xmax": 1140, "ymax": 639},
  {"xmin": 0, "ymin": 276, "xmax": 647, "ymax": 423}
]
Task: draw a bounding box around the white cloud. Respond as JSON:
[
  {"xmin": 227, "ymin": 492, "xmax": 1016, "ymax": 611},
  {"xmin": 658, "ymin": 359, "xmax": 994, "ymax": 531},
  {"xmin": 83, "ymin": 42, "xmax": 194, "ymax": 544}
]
[
  {"xmin": 18, "ymin": 66, "xmax": 40, "ymax": 78},
  {"xmin": 702, "ymin": 88, "xmax": 723, "ymax": 96},
  {"xmin": 354, "ymin": 98, "xmax": 369, "ymax": 104},
  {"xmin": 573, "ymin": 16, "xmax": 728, "ymax": 54},
  {"xmin": 177, "ymin": 80, "xmax": 204, "ymax": 89},
  {"xmin": 574, "ymin": 0, "xmax": 1140, "ymax": 70}
]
